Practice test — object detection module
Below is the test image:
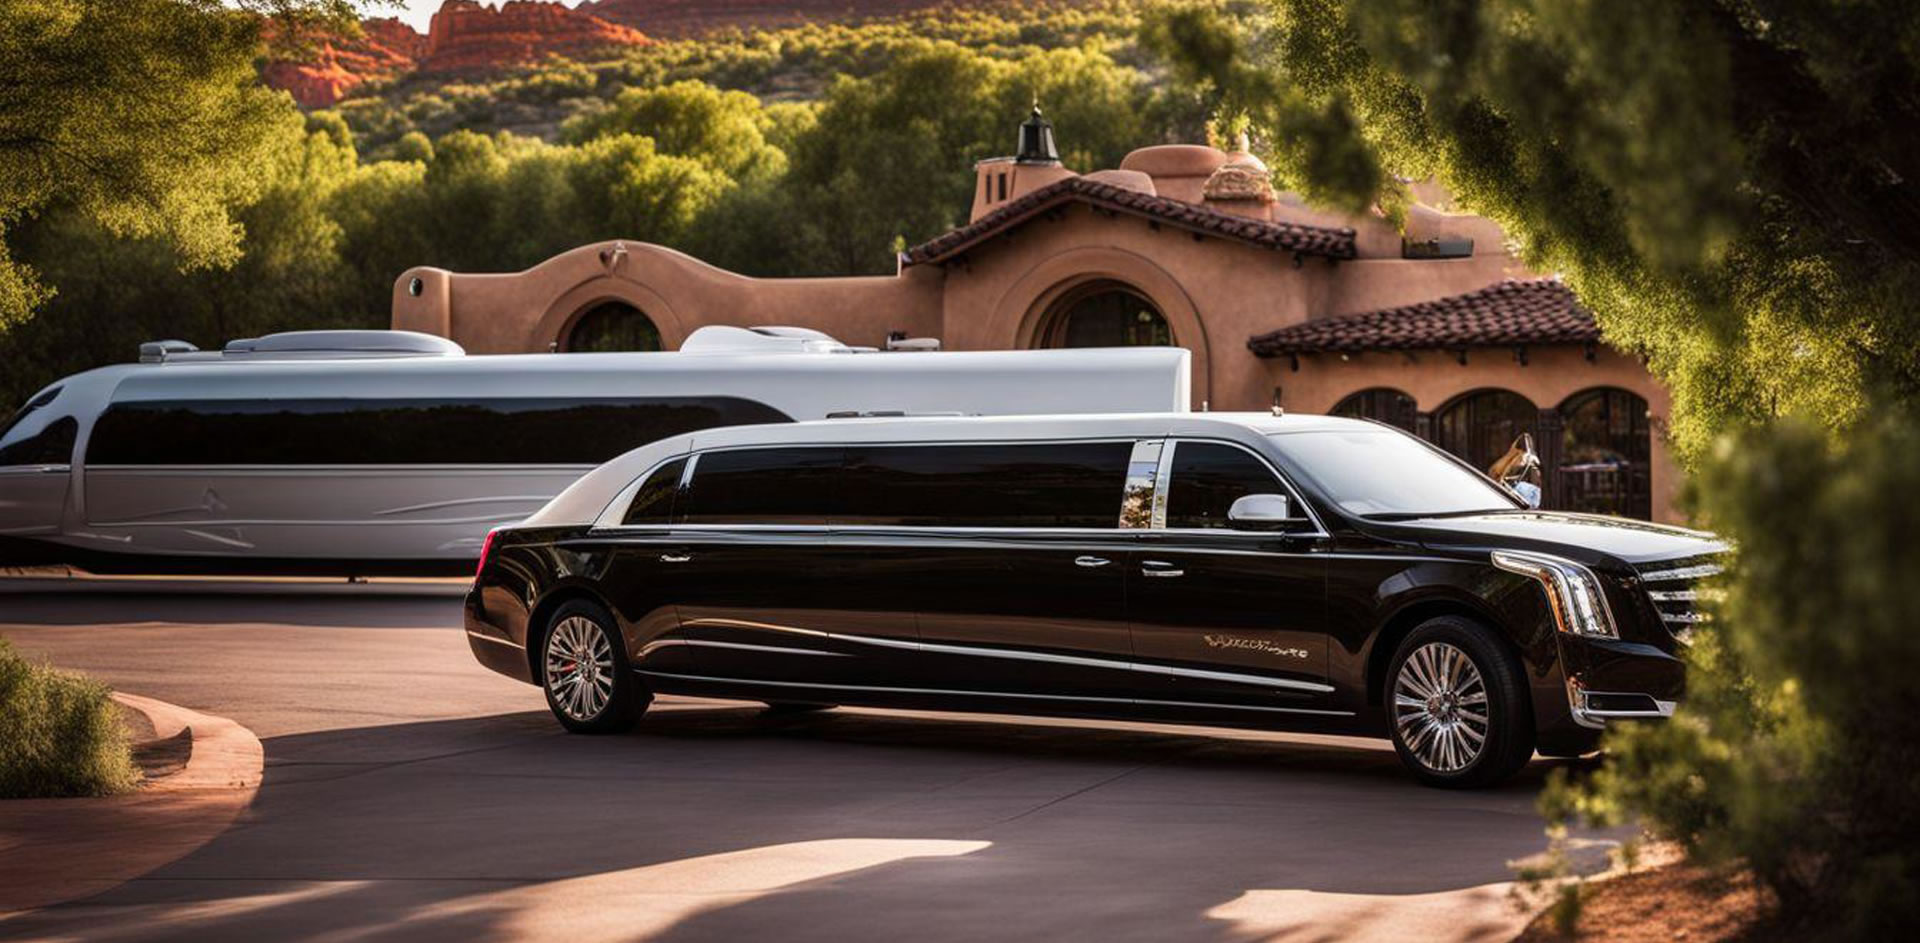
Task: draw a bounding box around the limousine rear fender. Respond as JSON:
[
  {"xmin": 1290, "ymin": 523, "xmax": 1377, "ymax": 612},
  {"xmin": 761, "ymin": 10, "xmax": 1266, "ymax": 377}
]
[{"xmin": 1359, "ymin": 571, "xmax": 1562, "ymax": 711}]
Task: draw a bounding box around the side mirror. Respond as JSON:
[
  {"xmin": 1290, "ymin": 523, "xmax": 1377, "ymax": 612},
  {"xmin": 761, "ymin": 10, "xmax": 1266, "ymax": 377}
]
[{"xmin": 1227, "ymin": 493, "xmax": 1293, "ymax": 530}]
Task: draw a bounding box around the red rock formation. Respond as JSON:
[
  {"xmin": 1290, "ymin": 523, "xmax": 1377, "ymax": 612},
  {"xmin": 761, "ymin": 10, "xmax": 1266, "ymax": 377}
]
[
  {"xmin": 581, "ymin": 0, "xmax": 956, "ymax": 38},
  {"xmin": 262, "ymin": 17, "xmax": 426, "ymax": 108},
  {"xmin": 262, "ymin": 3, "xmax": 651, "ymax": 106},
  {"xmin": 420, "ymin": 1, "xmax": 649, "ymax": 75}
]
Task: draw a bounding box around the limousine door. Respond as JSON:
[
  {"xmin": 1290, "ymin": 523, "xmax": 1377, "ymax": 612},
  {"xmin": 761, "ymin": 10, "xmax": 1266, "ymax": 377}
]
[
  {"xmin": 1126, "ymin": 440, "xmax": 1332, "ymax": 708},
  {"xmin": 838, "ymin": 442, "xmax": 1140, "ymax": 702},
  {"xmin": 665, "ymin": 446, "xmax": 917, "ymax": 689}
]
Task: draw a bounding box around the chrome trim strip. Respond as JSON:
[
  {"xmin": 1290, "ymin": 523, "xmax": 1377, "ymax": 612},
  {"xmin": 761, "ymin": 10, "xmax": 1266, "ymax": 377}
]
[
  {"xmin": 637, "ymin": 671, "xmax": 1355, "ymax": 717},
  {"xmin": 1152, "ymin": 438, "xmax": 1176, "ymax": 529},
  {"xmin": 1659, "ymin": 612, "xmax": 1706, "ymax": 624},
  {"xmin": 640, "ymin": 639, "xmax": 849, "ymax": 658},
  {"xmin": 1566, "ymin": 685, "xmax": 1678, "ymax": 727},
  {"xmin": 679, "ymin": 616, "xmax": 1337, "ymax": 694},
  {"xmin": 465, "ymin": 630, "xmax": 526, "ymax": 650},
  {"xmin": 1646, "ymin": 589, "xmax": 1698, "ymax": 602},
  {"xmin": 1638, "ymin": 562, "xmax": 1723, "ymax": 582},
  {"xmin": 1129, "ymin": 662, "xmax": 1331, "ymax": 692}
]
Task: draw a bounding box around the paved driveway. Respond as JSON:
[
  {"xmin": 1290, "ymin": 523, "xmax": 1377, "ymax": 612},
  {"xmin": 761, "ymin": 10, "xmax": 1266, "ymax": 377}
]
[{"xmin": 0, "ymin": 581, "xmax": 1583, "ymax": 942}]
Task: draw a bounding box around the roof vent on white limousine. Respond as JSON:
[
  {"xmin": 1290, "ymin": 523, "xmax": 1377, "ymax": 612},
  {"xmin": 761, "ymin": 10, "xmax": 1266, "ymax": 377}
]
[
  {"xmin": 138, "ymin": 339, "xmax": 202, "ymax": 363},
  {"xmin": 218, "ymin": 330, "xmax": 466, "ymax": 360},
  {"xmin": 678, "ymin": 325, "xmax": 855, "ymax": 355}
]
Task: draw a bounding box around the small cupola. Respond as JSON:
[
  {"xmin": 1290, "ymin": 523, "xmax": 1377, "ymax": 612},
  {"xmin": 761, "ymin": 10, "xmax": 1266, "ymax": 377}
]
[{"xmin": 1015, "ymin": 104, "xmax": 1061, "ymax": 165}]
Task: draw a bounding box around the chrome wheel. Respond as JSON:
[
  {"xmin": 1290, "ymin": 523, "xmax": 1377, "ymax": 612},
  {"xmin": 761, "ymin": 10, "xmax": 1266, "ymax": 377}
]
[
  {"xmin": 1393, "ymin": 641, "xmax": 1491, "ymax": 773},
  {"xmin": 544, "ymin": 615, "xmax": 615, "ymax": 722}
]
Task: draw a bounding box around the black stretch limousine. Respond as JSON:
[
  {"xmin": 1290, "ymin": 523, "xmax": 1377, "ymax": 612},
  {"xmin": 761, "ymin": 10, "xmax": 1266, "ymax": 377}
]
[{"xmin": 465, "ymin": 413, "xmax": 1724, "ymax": 787}]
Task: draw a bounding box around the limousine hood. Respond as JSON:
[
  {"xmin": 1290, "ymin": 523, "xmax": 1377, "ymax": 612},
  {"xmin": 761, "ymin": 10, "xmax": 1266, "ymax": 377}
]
[{"xmin": 1383, "ymin": 511, "xmax": 1726, "ymax": 568}]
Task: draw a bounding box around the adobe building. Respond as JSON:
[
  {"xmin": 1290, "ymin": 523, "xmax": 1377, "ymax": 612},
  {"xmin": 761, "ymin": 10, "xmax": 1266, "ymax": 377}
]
[{"xmin": 393, "ymin": 109, "xmax": 1678, "ymax": 521}]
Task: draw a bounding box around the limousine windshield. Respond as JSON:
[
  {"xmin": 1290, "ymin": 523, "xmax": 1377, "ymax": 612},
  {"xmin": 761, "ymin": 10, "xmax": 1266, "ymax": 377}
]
[{"xmin": 1274, "ymin": 429, "xmax": 1520, "ymax": 518}]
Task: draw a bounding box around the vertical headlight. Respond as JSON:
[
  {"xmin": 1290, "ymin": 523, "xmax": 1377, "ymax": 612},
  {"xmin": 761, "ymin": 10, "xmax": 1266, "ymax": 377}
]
[{"xmin": 1491, "ymin": 550, "xmax": 1619, "ymax": 639}]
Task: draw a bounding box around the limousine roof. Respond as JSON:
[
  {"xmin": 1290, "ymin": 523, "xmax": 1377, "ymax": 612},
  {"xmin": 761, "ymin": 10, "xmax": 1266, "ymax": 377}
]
[{"xmin": 529, "ymin": 411, "xmax": 1377, "ymax": 528}]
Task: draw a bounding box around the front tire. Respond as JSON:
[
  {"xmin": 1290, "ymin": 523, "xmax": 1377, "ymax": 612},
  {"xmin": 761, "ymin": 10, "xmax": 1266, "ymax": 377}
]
[
  {"xmin": 539, "ymin": 600, "xmax": 649, "ymax": 734},
  {"xmin": 1386, "ymin": 616, "xmax": 1533, "ymax": 788}
]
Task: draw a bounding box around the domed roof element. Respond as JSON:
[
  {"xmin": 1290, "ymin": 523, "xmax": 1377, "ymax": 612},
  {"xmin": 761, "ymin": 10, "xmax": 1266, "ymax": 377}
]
[{"xmin": 1203, "ymin": 131, "xmax": 1275, "ymax": 203}]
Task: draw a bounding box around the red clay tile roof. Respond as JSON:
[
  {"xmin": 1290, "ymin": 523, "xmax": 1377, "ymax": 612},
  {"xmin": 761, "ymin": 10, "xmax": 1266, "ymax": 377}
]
[
  {"xmin": 1247, "ymin": 278, "xmax": 1597, "ymax": 356},
  {"xmin": 899, "ymin": 176, "xmax": 1357, "ymax": 266}
]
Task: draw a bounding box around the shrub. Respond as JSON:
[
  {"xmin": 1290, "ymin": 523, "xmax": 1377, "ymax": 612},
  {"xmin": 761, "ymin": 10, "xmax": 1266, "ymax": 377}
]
[
  {"xmin": 0, "ymin": 639, "xmax": 139, "ymax": 798},
  {"xmin": 1543, "ymin": 417, "xmax": 1920, "ymax": 939}
]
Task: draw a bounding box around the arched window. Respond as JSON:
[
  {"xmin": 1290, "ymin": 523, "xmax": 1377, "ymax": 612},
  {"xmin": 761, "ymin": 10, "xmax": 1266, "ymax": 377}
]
[
  {"xmin": 1557, "ymin": 387, "xmax": 1652, "ymax": 519},
  {"xmin": 1039, "ymin": 282, "xmax": 1171, "ymax": 348},
  {"xmin": 1435, "ymin": 389, "xmax": 1537, "ymax": 477},
  {"xmin": 565, "ymin": 301, "xmax": 662, "ymax": 352},
  {"xmin": 1331, "ymin": 388, "xmax": 1418, "ymax": 433}
]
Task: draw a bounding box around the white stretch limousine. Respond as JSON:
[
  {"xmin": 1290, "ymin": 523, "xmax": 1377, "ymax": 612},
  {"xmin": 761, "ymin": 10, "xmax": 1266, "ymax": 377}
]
[{"xmin": 0, "ymin": 327, "xmax": 1189, "ymax": 574}]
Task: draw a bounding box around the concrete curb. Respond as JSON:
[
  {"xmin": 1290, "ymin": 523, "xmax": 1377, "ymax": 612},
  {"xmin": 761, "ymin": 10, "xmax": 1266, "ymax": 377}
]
[{"xmin": 0, "ymin": 692, "xmax": 264, "ymax": 914}]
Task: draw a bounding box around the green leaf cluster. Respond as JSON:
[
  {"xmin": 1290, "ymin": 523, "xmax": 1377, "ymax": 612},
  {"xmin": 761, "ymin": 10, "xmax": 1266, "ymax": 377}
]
[
  {"xmin": 1544, "ymin": 419, "xmax": 1920, "ymax": 935},
  {"xmin": 1142, "ymin": 0, "xmax": 1920, "ymax": 463},
  {"xmin": 1137, "ymin": 2, "xmax": 1920, "ymax": 933},
  {"xmin": 0, "ymin": 638, "xmax": 138, "ymax": 799},
  {"xmin": 0, "ymin": 4, "xmax": 1200, "ymax": 403}
]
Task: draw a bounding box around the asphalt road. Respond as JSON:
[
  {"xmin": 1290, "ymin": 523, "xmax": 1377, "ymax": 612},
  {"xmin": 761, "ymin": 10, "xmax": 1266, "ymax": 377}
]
[{"xmin": 0, "ymin": 580, "xmax": 1600, "ymax": 942}]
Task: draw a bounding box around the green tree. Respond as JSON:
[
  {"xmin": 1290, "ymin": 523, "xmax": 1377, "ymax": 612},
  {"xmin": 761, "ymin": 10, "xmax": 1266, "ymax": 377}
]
[
  {"xmin": 562, "ymin": 81, "xmax": 788, "ymax": 185},
  {"xmin": 0, "ymin": 0, "xmax": 372, "ymax": 328},
  {"xmin": 1139, "ymin": 1, "xmax": 1920, "ymax": 933},
  {"xmin": 1142, "ymin": 0, "xmax": 1917, "ymax": 459}
]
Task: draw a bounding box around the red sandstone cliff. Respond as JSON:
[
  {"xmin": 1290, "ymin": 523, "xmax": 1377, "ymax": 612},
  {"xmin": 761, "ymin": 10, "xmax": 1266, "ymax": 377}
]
[
  {"xmin": 580, "ymin": 0, "xmax": 958, "ymax": 38},
  {"xmin": 421, "ymin": 0, "xmax": 649, "ymax": 75},
  {"xmin": 263, "ymin": 2, "xmax": 650, "ymax": 107},
  {"xmin": 262, "ymin": 17, "xmax": 427, "ymax": 108}
]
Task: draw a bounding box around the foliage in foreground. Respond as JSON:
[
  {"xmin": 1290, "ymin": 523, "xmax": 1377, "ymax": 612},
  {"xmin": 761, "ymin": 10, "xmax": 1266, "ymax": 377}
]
[
  {"xmin": 1143, "ymin": 0, "xmax": 1920, "ymax": 465},
  {"xmin": 1137, "ymin": 2, "xmax": 1920, "ymax": 936},
  {"xmin": 0, "ymin": 639, "xmax": 139, "ymax": 799},
  {"xmin": 1543, "ymin": 418, "xmax": 1920, "ymax": 937}
]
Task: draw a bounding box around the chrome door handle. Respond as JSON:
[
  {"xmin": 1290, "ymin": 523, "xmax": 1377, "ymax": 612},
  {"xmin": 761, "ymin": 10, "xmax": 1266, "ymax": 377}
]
[
  {"xmin": 1074, "ymin": 555, "xmax": 1112, "ymax": 568},
  {"xmin": 1141, "ymin": 560, "xmax": 1185, "ymax": 578},
  {"xmin": 660, "ymin": 552, "xmax": 691, "ymax": 564}
]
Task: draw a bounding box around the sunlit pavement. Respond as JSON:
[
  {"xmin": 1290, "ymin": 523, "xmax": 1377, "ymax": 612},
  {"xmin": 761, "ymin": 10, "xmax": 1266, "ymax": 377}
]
[{"xmin": 0, "ymin": 580, "xmax": 1590, "ymax": 942}]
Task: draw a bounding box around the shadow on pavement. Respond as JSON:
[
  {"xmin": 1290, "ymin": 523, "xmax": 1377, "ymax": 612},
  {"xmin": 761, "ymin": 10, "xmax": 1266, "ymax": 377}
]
[
  {"xmin": 4, "ymin": 700, "xmax": 1572, "ymax": 942},
  {"xmin": 0, "ymin": 588, "xmax": 463, "ymax": 629}
]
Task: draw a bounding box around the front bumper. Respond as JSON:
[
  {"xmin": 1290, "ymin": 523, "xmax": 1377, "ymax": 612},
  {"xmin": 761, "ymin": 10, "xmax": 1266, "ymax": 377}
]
[{"xmin": 1558, "ymin": 634, "xmax": 1686, "ymax": 729}]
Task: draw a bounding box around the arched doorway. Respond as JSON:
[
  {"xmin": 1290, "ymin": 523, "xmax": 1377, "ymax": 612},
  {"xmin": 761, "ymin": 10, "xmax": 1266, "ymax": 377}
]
[
  {"xmin": 1557, "ymin": 387, "xmax": 1652, "ymax": 519},
  {"xmin": 1435, "ymin": 389, "xmax": 1537, "ymax": 477},
  {"xmin": 565, "ymin": 300, "xmax": 662, "ymax": 352},
  {"xmin": 1037, "ymin": 281, "xmax": 1171, "ymax": 348},
  {"xmin": 1331, "ymin": 388, "xmax": 1419, "ymax": 433}
]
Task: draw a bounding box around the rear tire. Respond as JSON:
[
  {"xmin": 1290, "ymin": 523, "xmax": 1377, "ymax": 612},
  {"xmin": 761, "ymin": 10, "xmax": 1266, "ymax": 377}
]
[
  {"xmin": 538, "ymin": 599, "xmax": 649, "ymax": 734},
  {"xmin": 1385, "ymin": 616, "xmax": 1534, "ymax": 788}
]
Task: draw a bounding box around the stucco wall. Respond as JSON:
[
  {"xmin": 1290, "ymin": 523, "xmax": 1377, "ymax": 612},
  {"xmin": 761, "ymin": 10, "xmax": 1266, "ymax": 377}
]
[{"xmin": 392, "ymin": 241, "xmax": 944, "ymax": 354}]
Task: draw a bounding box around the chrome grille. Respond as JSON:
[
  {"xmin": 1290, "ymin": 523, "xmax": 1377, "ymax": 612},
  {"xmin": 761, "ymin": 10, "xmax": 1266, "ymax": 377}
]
[{"xmin": 1635, "ymin": 555, "xmax": 1724, "ymax": 643}]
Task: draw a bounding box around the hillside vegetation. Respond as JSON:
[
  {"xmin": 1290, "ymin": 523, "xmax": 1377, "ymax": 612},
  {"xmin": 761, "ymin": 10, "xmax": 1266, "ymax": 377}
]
[
  {"xmin": 332, "ymin": 2, "xmax": 1199, "ymax": 153},
  {"xmin": 2, "ymin": 1, "xmax": 1234, "ymax": 404}
]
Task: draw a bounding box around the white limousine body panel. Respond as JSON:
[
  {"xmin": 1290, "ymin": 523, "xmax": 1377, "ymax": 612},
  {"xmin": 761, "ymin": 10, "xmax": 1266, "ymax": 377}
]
[{"xmin": 0, "ymin": 329, "xmax": 1190, "ymax": 572}]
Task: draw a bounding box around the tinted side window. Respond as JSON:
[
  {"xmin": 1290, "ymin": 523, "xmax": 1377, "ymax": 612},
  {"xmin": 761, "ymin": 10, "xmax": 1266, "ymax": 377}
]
[
  {"xmin": 1166, "ymin": 441, "xmax": 1288, "ymax": 529},
  {"xmin": 621, "ymin": 457, "xmax": 687, "ymax": 525},
  {"xmin": 677, "ymin": 447, "xmax": 842, "ymax": 525},
  {"xmin": 0, "ymin": 416, "xmax": 77, "ymax": 467},
  {"xmin": 85, "ymin": 397, "xmax": 791, "ymax": 465},
  {"xmin": 840, "ymin": 442, "xmax": 1132, "ymax": 528}
]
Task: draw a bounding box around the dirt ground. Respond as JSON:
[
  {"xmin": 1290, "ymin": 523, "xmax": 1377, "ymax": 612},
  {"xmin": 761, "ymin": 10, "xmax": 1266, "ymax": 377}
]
[{"xmin": 1514, "ymin": 861, "xmax": 1784, "ymax": 942}]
